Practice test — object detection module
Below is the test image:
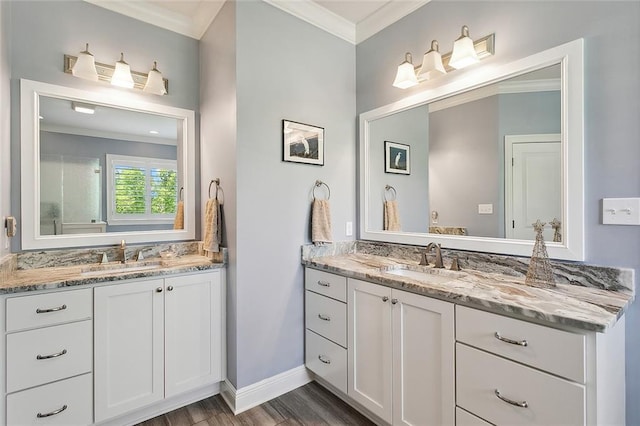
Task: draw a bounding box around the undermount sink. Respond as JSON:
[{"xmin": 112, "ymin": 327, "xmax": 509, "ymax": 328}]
[
  {"xmin": 381, "ymin": 264, "xmax": 465, "ymax": 285},
  {"xmin": 81, "ymin": 261, "xmax": 164, "ymax": 276}
]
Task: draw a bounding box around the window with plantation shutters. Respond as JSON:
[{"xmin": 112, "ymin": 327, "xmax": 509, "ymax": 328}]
[{"xmin": 107, "ymin": 154, "xmax": 178, "ymax": 225}]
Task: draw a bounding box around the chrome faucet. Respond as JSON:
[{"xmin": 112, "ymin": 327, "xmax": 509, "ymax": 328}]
[
  {"xmin": 424, "ymin": 242, "xmax": 444, "ymax": 268},
  {"xmin": 119, "ymin": 240, "xmax": 127, "ymax": 264}
]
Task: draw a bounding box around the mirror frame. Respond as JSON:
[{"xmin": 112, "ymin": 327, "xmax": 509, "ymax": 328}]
[
  {"xmin": 359, "ymin": 39, "xmax": 584, "ymax": 260},
  {"xmin": 20, "ymin": 79, "xmax": 196, "ymax": 249}
]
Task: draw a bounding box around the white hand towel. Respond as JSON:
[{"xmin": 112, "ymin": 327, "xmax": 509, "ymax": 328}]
[
  {"xmin": 384, "ymin": 200, "xmax": 401, "ymax": 231},
  {"xmin": 204, "ymin": 198, "xmax": 222, "ymax": 253},
  {"xmin": 312, "ymin": 199, "xmax": 332, "ymax": 245}
]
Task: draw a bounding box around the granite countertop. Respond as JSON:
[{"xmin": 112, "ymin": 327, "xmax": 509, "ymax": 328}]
[
  {"xmin": 304, "ymin": 253, "xmax": 634, "ymax": 332},
  {"xmin": 0, "ymin": 254, "xmax": 223, "ymax": 295}
]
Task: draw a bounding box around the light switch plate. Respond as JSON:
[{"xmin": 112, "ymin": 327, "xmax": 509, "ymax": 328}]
[
  {"xmin": 602, "ymin": 198, "xmax": 640, "ymax": 225},
  {"xmin": 478, "ymin": 204, "xmax": 493, "ymax": 214},
  {"xmin": 345, "ymin": 221, "xmax": 353, "ymax": 236}
]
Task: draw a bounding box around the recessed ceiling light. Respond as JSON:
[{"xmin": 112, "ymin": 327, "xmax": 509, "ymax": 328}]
[
  {"xmin": 71, "ymin": 101, "xmax": 95, "ymax": 114},
  {"xmin": 149, "ymin": 130, "xmax": 159, "ymax": 135}
]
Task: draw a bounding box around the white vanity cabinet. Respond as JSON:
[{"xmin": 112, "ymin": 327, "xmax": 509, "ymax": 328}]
[
  {"xmin": 347, "ymin": 278, "xmax": 455, "ymax": 426},
  {"xmin": 455, "ymin": 305, "xmax": 626, "ymax": 426},
  {"xmin": 94, "ymin": 270, "xmax": 224, "ymax": 423},
  {"xmin": 4, "ymin": 288, "xmax": 93, "ymax": 426}
]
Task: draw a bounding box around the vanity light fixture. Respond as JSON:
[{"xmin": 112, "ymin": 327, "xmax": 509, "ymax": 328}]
[
  {"xmin": 111, "ymin": 53, "xmax": 135, "ymax": 89},
  {"xmin": 71, "ymin": 102, "xmax": 96, "ymax": 115},
  {"xmin": 392, "ymin": 26, "xmax": 495, "ymax": 89},
  {"xmin": 71, "ymin": 43, "xmax": 99, "ymax": 81},
  {"xmin": 64, "ymin": 45, "xmax": 169, "ymax": 95},
  {"xmin": 143, "ymin": 62, "xmax": 167, "ymax": 95},
  {"xmin": 448, "ymin": 25, "xmax": 480, "ymax": 69},
  {"xmin": 392, "ymin": 53, "xmax": 419, "ymax": 89}
]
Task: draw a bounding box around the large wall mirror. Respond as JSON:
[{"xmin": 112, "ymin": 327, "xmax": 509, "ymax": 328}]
[
  {"xmin": 21, "ymin": 79, "xmax": 196, "ymax": 249},
  {"xmin": 359, "ymin": 39, "xmax": 584, "ymax": 260}
]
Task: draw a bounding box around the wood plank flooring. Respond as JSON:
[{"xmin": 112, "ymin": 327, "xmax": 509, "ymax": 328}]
[{"xmin": 136, "ymin": 381, "xmax": 375, "ymax": 426}]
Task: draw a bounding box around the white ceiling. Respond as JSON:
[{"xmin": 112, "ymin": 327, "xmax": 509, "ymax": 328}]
[{"xmin": 84, "ymin": 0, "xmax": 431, "ymax": 44}]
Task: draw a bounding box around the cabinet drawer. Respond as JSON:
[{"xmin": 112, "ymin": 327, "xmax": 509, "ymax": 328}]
[
  {"xmin": 456, "ymin": 408, "xmax": 493, "ymax": 426},
  {"xmin": 305, "ymin": 268, "xmax": 346, "ymax": 302},
  {"xmin": 456, "ymin": 306, "xmax": 586, "ymax": 383},
  {"xmin": 7, "ymin": 372, "xmax": 93, "ymax": 426},
  {"xmin": 305, "ymin": 290, "xmax": 346, "ymax": 347},
  {"xmin": 6, "ymin": 288, "xmax": 92, "ymax": 332},
  {"xmin": 457, "ymin": 344, "xmax": 585, "ymax": 426},
  {"xmin": 306, "ymin": 330, "xmax": 347, "ymax": 394},
  {"xmin": 7, "ymin": 320, "xmax": 93, "ymax": 393}
]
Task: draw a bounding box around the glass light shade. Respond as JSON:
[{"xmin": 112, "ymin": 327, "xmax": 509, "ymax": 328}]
[
  {"xmin": 71, "ymin": 43, "xmax": 99, "ymax": 81},
  {"xmin": 448, "ymin": 25, "xmax": 479, "ymax": 70},
  {"xmin": 392, "ymin": 53, "xmax": 418, "ymax": 89},
  {"xmin": 143, "ymin": 62, "xmax": 167, "ymax": 95},
  {"xmin": 111, "ymin": 53, "xmax": 135, "ymax": 88},
  {"xmin": 417, "ymin": 40, "xmax": 447, "ymax": 80}
]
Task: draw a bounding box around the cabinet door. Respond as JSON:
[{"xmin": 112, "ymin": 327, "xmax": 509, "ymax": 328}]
[
  {"xmin": 392, "ymin": 289, "xmax": 455, "ymax": 426},
  {"xmin": 348, "ymin": 279, "xmax": 393, "ymax": 424},
  {"xmin": 94, "ymin": 279, "xmax": 165, "ymax": 422},
  {"xmin": 165, "ymin": 271, "xmax": 223, "ymax": 397}
]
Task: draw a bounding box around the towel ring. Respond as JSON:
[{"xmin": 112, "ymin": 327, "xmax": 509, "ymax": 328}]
[
  {"xmin": 384, "ymin": 185, "xmax": 397, "ymax": 202},
  {"xmin": 313, "ymin": 180, "xmax": 331, "ymax": 200},
  {"xmin": 179, "ymin": 187, "xmax": 184, "ymax": 201}
]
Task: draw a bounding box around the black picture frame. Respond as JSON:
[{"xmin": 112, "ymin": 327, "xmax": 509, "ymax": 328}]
[
  {"xmin": 282, "ymin": 119, "xmax": 324, "ymax": 166},
  {"xmin": 384, "ymin": 141, "xmax": 410, "ymax": 174}
]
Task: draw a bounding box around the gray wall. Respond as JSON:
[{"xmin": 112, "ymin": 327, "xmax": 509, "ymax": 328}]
[
  {"xmin": 0, "ymin": 2, "xmax": 10, "ymax": 258},
  {"xmin": 200, "ymin": 1, "xmax": 356, "ymax": 388},
  {"xmin": 6, "ymin": 0, "xmax": 199, "ymax": 251},
  {"xmin": 356, "ymin": 1, "xmax": 640, "ymax": 422},
  {"xmin": 369, "ymin": 105, "xmax": 429, "ymax": 232}
]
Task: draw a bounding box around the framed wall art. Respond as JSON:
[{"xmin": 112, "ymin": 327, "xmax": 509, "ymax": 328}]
[
  {"xmin": 282, "ymin": 119, "xmax": 324, "ymax": 166},
  {"xmin": 385, "ymin": 141, "xmax": 410, "ymax": 174}
]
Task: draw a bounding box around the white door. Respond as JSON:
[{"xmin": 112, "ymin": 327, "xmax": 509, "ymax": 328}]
[
  {"xmin": 392, "ymin": 289, "xmax": 455, "ymax": 426},
  {"xmin": 94, "ymin": 279, "xmax": 165, "ymax": 422},
  {"xmin": 505, "ymin": 134, "xmax": 561, "ymax": 241},
  {"xmin": 165, "ymin": 272, "xmax": 223, "ymax": 396},
  {"xmin": 348, "ymin": 279, "xmax": 393, "ymax": 424}
]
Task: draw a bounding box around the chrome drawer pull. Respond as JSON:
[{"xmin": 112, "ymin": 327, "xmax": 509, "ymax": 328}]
[
  {"xmin": 35, "ymin": 304, "xmax": 67, "ymax": 314},
  {"xmin": 494, "ymin": 332, "xmax": 528, "ymax": 347},
  {"xmin": 495, "ymin": 389, "xmax": 528, "ymax": 408},
  {"xmin": 318, "ymin": 314, "xmax": 331, "ymax": 321},
  {"xmin": 318, "ymin": 355, "xmax": 331, "ymax": 364},
  {"xmin": 37, "ymin": 404, "xmax": 68, "ymax": 418},
  {"xmin": 36, "ymin": 349, "xmax": 67, "ymax": 360},
  {"xmin": 317, "ymin": 280, "xmax": 331, "ymax": 287}
]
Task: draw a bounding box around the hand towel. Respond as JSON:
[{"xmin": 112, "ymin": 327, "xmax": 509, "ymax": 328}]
[
  {"xmin": 203, "ymin": 198, "xmax": 222, "ymax": 253},
  {"xmin": 312, "ymin": 199, "xmax": 332, "ymax": 245},
  {"xmin": 383, "ymin": 200, "xmax": 401, "ymax": 231},
  {"xmin": 173, "ymin": 201, "xmax": 184, "ymax": 230}
]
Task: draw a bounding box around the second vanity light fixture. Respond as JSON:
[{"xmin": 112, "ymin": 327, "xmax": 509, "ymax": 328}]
[
  {"xmin": 392, "ymin": 25, "xmax": 495, "ymax": 89},
  {"xmin": 64, "ymin": 43, "xmax": 168, "ymax": 95}
]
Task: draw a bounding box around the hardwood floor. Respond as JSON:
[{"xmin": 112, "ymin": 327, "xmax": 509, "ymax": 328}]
[{"xmin": 136, "ymin": 381, "xmax": 375, "ymax": 426}]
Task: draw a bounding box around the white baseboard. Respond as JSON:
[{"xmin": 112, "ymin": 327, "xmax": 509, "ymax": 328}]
[{"xmin": 221, "ymin": 365, "xmax": 312, "ymax": 415}]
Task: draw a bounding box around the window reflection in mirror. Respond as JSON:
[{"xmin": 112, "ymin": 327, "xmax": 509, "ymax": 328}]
[
  {"xmin": 368, "ymin": 64, "xmax": 561, "ymax": 242},
  {"xmin": 38, "ymin": 96, "xmax": 179, "ymax": 236}
]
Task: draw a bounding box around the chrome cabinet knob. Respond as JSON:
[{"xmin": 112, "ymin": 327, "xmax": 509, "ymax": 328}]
[
  {"xmin": 382, "ymin": 296, "xmax": 389, "ymax": 302},
  {"xmin": 167, "ymin": 285, "xmax": 174, "ymax": 291},
  {"xmin": 156, "ymin": 287, "xmax": 163, "ymax": 293}
]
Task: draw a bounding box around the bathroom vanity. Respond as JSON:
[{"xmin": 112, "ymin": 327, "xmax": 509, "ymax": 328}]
[
  {"xmin": 303, "ymin": 243, "xmax": 633, "ymax": 426},
  {"xmin": 0, "ymin": 252, "xmax": 225, "ymax": 426}
]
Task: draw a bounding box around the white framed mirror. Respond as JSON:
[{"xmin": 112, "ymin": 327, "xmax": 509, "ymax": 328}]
[
  {"xmin": 20, "ymin": 79, "xmax": 196, "ymax": 249},
  {"xmin": 359, "ymin": 39, "xmax": 584, "ymax": 260}
]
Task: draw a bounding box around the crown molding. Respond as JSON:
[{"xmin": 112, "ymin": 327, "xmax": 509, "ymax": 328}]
[
  {"xmin": 356, "ymin": 0, "xmax": 431, "ymax": 44},
  {"xmin": 83, "ymin": 0, "xmax": 207, "ymax": 40},
  {"xmin": 263, "ymin": 0, "xmax": 356, "ymax": 44}
]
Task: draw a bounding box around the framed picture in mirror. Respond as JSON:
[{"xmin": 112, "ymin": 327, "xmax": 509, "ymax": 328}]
[
  {"xmin": 282, "ymin": 119, "xmax": 324, "ymax": 166},
  {"xmin": 385, "ymin": 141, "xmax": 410, "ymax": 174}
]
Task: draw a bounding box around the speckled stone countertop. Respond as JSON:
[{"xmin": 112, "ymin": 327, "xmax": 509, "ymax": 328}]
[
  {"xmin": 0, "ymin": 242, "xmax": 225, "ymax": 295},
  {"xmin": 303, "ymin": 243, "xmax": 635, "ymax": 333}
]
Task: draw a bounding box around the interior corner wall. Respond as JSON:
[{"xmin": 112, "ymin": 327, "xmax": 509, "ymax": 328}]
[
  {"xmin": 0, "ymin": 1, "xmax": 10, "ymax": 258},
  {"xmin": 199, "ymin": 0, "xmax": 238, "ymax": 386},
  {"xmin": 233, "ymin": 1, "xmax": 356, "ymax": 388},
  {"xmin": 356, "ymin": 1, "xmax": 640, "ymax": 422},
  {"xmin": 7, "ymin": 0, "xmax": 199, "ymax": 251}
]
